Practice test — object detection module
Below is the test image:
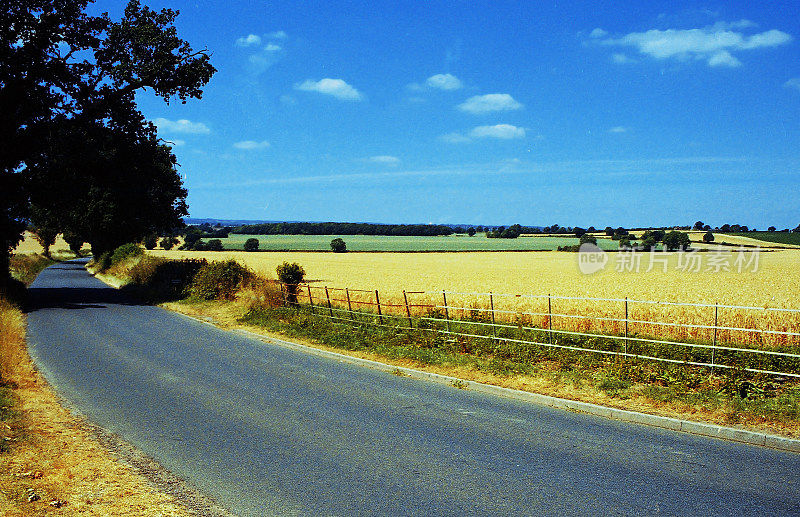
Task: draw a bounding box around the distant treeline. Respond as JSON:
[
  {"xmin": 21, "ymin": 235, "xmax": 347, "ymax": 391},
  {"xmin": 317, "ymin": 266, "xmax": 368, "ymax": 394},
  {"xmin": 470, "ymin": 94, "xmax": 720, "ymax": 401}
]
[{"xmin": 232, "ymin": 222, "xmax": 457, "ymax": 236}]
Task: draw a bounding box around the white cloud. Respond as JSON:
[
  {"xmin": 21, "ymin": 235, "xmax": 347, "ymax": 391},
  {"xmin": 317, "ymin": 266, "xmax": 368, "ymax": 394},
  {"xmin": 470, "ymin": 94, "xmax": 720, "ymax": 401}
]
[
  {"xmin": 295, "ymin": 78, "xmax": 363, "ymax": 101},
  {"xmin": 367, "ymin": 155, "xmax": 401, "ymax": 165},
  {"xmin": 600, "ymin": 23, "xmax": 792, "ymax": 68},
  {"xmin": 280, "ymin": 94, "xmax": 297, "ymax": 105},
  {"xmin": 708, "ymin": 50, "xmax": 741, "ymax": 67},
  {"xmin": 785, "ymin": 78, "xmax": 800, "ymax": 92},
  {"xmin": 153, "ymin": 118, "xmax": 210, "ymax": 134},
  {"xmin": 426, "ymin": 73, "xmax": 463, "ymax": 90},
  {"xmin": 406, "ymin": 82, "xmax": 424, "ymax": 92},
  {"xmin": 608, "ymin": 126, "xmax": 629, "ymax": 133},
  {"xmin": 234, "ymin": 140, "xmax": 270, "ymax": 150},
  {"xmin": 439, "ymin": 132, "xmax": 471, "ymax": 143},
  {"xmin": 236, "ymin": 34, "xmax": 262, "ymax": 47},
  {"xmin": 589, "ymin": 28, "xmax": 608, "ymax": 38},
  {"xmin": 268, "ymin": 30, "xmax": 288, "ymax": 40},
  {"xmin": 458, "ymin": 93, "xmax": 523, "ymax": 114},
  {"xmin": 612, "ymin": 53, "xmax": 636, "ymax": 64},
  {"xmin": 264, "ymin": 43, "xmax": 282, "ymax": 52},
  {"xmin": 469, "ymin": 124, "xmax": 526, "ymax": 139}
]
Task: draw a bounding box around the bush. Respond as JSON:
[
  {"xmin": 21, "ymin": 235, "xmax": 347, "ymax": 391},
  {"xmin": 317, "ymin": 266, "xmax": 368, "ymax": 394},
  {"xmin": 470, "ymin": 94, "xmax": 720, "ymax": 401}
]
[
  {"xmin": 244, "ymin": 238, "xmax": 260, "ymax": 252},
  {"xmin": 276, "ymin": 262, "xmax": 305, "ymax": 304},
  {"xmin": 110, "ymin": 243, "xmax": 143, "ymax": 267},
  {"xmin": 127, "ymin": 257, "xmax": 208, "ymax": 302},
  {"xmin": 703, "ymin": 231, "xmax": 715, "ymax": 243},
  {"xmin": 207, "ymin": 239, "xmax": 223, "ymax": 251},
  {"xmin": 188, "ymin": 260, "xmax": 253, "ymax": 300},
  {"xmin": 330, "ymin": 238, "xmax": 347, "ymax": 253},
  {"xmin": 579, "ymin": 234, "xmax": 597, "ymax": 246}
]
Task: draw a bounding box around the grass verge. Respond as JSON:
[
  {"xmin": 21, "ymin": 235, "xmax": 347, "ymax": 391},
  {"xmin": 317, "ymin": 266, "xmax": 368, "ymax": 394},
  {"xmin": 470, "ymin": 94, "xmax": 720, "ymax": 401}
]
[{"xmin": 0, "ymin": 255, "xmax": 194, "ymax": 515}]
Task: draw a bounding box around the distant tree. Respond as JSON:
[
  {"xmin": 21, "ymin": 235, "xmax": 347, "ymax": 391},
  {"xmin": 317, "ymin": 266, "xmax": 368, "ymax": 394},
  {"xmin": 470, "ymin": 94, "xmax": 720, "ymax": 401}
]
[
  {"xmin": 244, "ymin": 238, "xmax": 260, "ymax": 252},
  {"xmin": 63, "ymin": 229, "xmax": 85, "ymax": 256},
  {"xmin": 618, "ymin": 237, "xmax": 634, "ymax": 250},
  {"xmin": 573, "ymin": 227, "xmax": 586, "ymax": 237},
  {"xmin": 663, "ymin": 231, "xmax": 691, "ymax": 251},
  {"xmin": 793, "ymin": 224, "xmax": 800, "ymax": 233},
  {"xmin": 720, "ymin": 224, "xmax": 732, "ymax": 232},
  {"xmin": 579, "ymin": 234, "xmax": 597, "ymax": 245},
  {"xmin": 467, "ymin": 227, "xmax": 476, "ymax": 237},
  {"xmin": 587, "ymin": 226, "xmax": 597, "ymax": 233},
  {"xmin": 160, "ymin": 236, "xmax": 178, "ymax": 250},
  {"xmin": 33, "ymin": 227, "xmax": 58, "ymax": 258},
  {"xmin": 501, "ymin": 224, "xmax": 522, "ymax": 239},
  {"xmin": 207, "ymin": 239, "xmax": 223, "ymax": 251},
  {"xmin": 703, "ymin": 224, "xmax": 711, "ymax": 231},
  {"xmin": 693, "ymin": 220, "xmax": 705, "ymax": 230},
  {"xmin": 276, "ymin": 262, "xmax": 306, "ymax": 305},
  {"xmin": 768, "ymin": 226, "xmax": 776, "ymax": 232},
  {"xmin": 702, "ymin": 231, "xmax": 715, "ymax": 243},
  {"xmin": 604, "ymin": 226, "xmax": 614, "ymax": 236},
  {"xmin": 143, "ymin": 234, "xmax": 158, "ymax": 250},
  {"xmin": 330, "ymin": 238, "xmax": 347, "ymax": 253}
]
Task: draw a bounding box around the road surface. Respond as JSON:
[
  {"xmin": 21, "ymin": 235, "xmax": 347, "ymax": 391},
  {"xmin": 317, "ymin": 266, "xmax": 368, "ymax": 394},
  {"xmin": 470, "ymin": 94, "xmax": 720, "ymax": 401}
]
[{"xmin": 25, "ymin": 260, "xmax": 800, "ymax": 516}]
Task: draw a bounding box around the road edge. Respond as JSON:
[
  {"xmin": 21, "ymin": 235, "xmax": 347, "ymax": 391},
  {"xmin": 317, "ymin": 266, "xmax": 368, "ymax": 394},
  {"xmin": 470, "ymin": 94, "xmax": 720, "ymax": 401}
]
[{"xmin": 214, "ymin": 325, "xmax": 800, "ymax": 454}]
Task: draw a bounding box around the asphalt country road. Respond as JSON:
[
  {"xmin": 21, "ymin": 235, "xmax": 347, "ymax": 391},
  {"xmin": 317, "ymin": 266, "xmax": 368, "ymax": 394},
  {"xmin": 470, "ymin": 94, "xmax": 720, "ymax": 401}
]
[{"xmin": 25, "ymin": 260, "xmax": 800, "ymax": 516}]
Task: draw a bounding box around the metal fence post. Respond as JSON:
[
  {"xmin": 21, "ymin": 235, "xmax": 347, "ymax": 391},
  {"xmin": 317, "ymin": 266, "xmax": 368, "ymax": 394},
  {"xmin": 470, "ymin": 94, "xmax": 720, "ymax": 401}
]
[
  {"xmin": 548, "ymin": 293, "xmax": 553, "ymax": 344},
  {"xmin": 325, "ymin": 286, "xmax": 333, "ymax": 317},
  {"xmin": 375, "ymin": 290, "xmax": 383, "ymax": 324},
  {"xmin": 712, "ymin": 303, "xmax": 718, "ymax": 371},
  {"xmin": 624, "ymin": 297, "xmax": 629, "ymax": 354},
  {"xmin": 403, "ymin": 290, "xmax": 412, "ymax": 329}
]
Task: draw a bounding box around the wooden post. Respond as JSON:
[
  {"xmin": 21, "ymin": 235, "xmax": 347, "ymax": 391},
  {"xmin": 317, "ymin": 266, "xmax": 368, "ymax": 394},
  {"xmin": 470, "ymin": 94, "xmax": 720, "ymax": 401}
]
[
  {"xmin": 325, "ymin": 286, "xmax": 333, "ymax": 317},
  {"xmin": 346, "ymin": 288, "xmax": 353, "ymax": 313},
  {"xmin": 375, "ymin": 290, "xmax": 383, "ymax": 324},
  {"xmin": 403, "ymin": 291, "xmax": 412, "ymax": 329},
  {"xmin": 489, "ymin": 292, "xmax": 497, "ymax": 340},
  {"xmin": 280, "ymin": 282, "xmax": 287, "ymax": 307},
  {"xmin": 443, "ymin": 291, "xmax": 451, "ymax": 333},
  {"xmin": 307, "ymin": 285, "xmax": 314, "ymax": 313}
]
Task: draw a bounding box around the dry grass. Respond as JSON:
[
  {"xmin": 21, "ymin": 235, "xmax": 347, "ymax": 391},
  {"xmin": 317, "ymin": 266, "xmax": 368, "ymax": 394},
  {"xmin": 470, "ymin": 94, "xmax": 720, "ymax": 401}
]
[
  {"xmin": 12, "ymin": 231, "xmax": 91, "ymax": 257},
  {"xmin": 0, "ymin": 297, "xmax": 192, "ymax": 515},
  {"xmin": 149, "ymin": 249, "xmax": 800, "ymax": 349}
]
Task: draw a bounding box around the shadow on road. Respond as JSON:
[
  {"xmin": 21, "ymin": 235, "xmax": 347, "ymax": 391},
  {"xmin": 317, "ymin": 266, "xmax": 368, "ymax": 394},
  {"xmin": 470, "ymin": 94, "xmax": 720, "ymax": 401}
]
[{"xmin": 25, "ymin": 260, "xmax": 140, "ymax": 312}]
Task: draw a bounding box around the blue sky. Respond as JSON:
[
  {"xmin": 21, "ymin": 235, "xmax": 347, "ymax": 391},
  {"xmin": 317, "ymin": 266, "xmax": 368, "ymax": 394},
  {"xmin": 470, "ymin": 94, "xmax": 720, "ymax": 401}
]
[{"xmin": 94, "ymin": 1, "xmax": 799, "ymax": 228}]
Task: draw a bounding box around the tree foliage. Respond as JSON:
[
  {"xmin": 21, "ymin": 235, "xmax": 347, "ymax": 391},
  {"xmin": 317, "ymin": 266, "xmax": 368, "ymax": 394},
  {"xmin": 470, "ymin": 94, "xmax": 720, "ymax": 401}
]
[
  {"xmin": 330, "ymin": 238, "xmax": 347, "ymax": 253},
  {"xmin": 0, "ymin": 0, "xmax": 215, "ymax": 287},
  {"xmin": 244, "ymin": 238, "xmax": 260, "ymax": 252}
]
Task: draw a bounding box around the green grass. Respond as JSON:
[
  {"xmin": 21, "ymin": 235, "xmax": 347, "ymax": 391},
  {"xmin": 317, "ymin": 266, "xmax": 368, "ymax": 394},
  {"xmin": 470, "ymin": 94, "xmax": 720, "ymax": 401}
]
[
  {"xmin": 238, "ymin": 304, "xmax": 800, "ymax": 424},
  {"xmin": 727, "ymin": 232, "xmax": 800, "ymax": 246},
  {"xmin": 217, "ymin": 233, "xmax": 621, "ymax": 252}
]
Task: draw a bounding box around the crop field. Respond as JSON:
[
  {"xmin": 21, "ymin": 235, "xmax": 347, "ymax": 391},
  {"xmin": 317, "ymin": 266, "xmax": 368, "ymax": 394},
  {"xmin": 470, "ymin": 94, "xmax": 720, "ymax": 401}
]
[
  {"xmin": 150, "ymin": 248, "xmax": 800, "ymax": 350},
  {"xmin": 213, "ymin": 233, "xmax": 621, "ymax": 251},
  {"xmin": 726, "ymin": 232, "xmax": 800, "ymax": 247}
]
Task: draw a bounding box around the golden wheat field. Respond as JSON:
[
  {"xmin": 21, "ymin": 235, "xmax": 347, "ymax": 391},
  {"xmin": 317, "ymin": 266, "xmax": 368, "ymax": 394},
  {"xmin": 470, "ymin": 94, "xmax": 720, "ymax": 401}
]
[{"xmin": 150, "ymin": 248, "xmax": 800, "ymax": 348}]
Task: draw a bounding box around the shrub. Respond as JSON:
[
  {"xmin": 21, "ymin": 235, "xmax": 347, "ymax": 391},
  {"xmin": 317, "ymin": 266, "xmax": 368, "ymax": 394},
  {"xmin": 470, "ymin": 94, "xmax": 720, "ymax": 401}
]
[
  {"xmin": 276, "ymin": 262, "xmax": 305, "ymax": 304},
  {"xmin": 244, "ymin": 238, "xmax": 260, "ymax": 252},
  {"xmin": 188, "ymin": 260, "xmax": 252, "ymax": 300},
  {"xmin": 207, "ymin": 239, "xmax": 223, "ymax": 251},
  {"xmin": 110, "ymin": 243, "xmax": 143, "ymax": 267},
  {"xmin": 579, "ymin": 234, "xmax": 597, "ymax": 246},
  {"xmin": 330, "ymin": 238, "xmax": 347, "ymax": 253},
  {"xmin": 703, "ymin": 231, "xmax": 715, "ymax": 243},
  {"xmin": 127, "ymin": 257, "xmax": 208, "ymax": 302}
]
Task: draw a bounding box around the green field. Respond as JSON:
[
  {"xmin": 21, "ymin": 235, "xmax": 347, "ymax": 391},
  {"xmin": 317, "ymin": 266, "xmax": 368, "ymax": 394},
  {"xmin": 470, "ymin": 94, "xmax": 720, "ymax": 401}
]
[
  {"xmin": 216, "ymin": 234, "xmax": 621, "ymax": 252},
  {"xmin": 727, "ymin": 232, "xmax": 800, "ymax": 246}
]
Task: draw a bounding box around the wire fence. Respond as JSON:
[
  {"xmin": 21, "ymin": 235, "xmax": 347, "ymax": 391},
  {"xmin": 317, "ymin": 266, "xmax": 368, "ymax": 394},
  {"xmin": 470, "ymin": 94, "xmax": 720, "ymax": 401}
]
[{"xmin": 278, "ymin": 283, "xmax": 800, "ymax": 379}]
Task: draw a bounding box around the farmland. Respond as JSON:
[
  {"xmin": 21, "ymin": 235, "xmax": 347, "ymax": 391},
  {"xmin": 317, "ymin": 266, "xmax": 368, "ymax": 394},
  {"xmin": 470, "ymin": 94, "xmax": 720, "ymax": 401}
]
[{"xmin": 210, "ymin": 233, "xmax": 621, "ymax": 251}]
